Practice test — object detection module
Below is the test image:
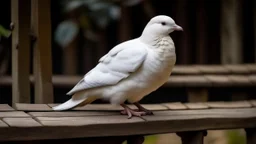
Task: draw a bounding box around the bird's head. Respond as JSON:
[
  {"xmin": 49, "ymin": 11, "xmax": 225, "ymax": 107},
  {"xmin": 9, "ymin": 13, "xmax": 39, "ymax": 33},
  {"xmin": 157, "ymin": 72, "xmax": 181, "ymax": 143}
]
[{"xmin": 142, "ymin": 15, "xmax": 183, "ymax": 37}]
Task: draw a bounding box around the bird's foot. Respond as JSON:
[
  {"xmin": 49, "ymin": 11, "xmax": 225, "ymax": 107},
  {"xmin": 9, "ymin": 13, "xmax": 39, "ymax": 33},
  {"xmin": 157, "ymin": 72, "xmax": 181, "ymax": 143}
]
[
  {"xmin": 120, "ymin": 104, "xmax": 146, "ymax": 119},
  {"xmin": 134, "ymin": 102, "xmax": 154, "ymax": 115}
]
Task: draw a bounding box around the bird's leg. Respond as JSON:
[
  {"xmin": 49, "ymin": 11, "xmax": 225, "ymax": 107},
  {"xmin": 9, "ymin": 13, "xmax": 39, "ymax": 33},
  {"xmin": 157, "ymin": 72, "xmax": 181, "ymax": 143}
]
[
  {"xmin": 133, "ymin": 102, "xmax": 153, "ymax": 115},
  {"xmin": 120, "ymin": 104, "xmax": 146, "ymax": 119}
]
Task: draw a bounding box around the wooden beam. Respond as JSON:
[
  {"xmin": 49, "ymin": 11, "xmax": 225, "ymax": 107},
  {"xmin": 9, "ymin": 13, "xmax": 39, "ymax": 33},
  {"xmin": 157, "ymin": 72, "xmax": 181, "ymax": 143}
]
[
  {"xmin": 221, "ymin": 0, "xmax": 243, "ymax": 64},
  {"xmin": 177, "ymin": 131, "xmax": 207, "ymax": 144},
  {"xmin": 245, "ymin": 128, "xmax": 256, "ymax": 144},
  {"xmin": 11, "ymin": 0, "xmax": 31, "ymax": 105},
  {"xmin": 31, "ymin": 0, "xmax": 53, "ymax": 103},
  {"xmin": 254, "ymin": 0, "xmax": 256, "ymax": 63}
]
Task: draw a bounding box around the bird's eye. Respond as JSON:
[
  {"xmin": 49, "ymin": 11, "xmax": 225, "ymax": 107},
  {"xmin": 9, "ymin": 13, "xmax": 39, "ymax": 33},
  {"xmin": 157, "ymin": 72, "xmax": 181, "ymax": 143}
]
[{"xmin": 161, "ymin": 22, "xmax": 166, "ymax": 26}]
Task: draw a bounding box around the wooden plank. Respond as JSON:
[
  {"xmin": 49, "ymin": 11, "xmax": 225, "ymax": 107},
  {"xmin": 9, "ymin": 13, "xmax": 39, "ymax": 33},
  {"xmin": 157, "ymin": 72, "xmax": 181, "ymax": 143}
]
[
  {"xmin": 0, "ymin": 120, "xmax": 8, "ymax": 127},
  {"xmin": 135, "ymin": 104, "xmax": 168, "ymax": 111},
  {"xmin": 29, "ymin": 111, "xmax": 118, "ymax": 117},
  {"xmin": 225, "ymin": 65, "xmax": 250, "ymax": 74},
  {"xmin": 221, "ymin": 0, "xmax": 243, "ymax": 64},
  {"xmin": 31, "ymin": 0, "xmax": 53, "ymax": 103},
  {"xmin": 249, "ymin": 100, "xmax": 256, "ymax": 107},
  {"xmin": 245, "ymin": 128, "xmax": 256, "ymax": 144},
  {"xmin": 248, "ymin": 75, "xmax": 256, "ymax": 84},
  {"xmin": 184, "ymin": 102, "xmax": 209, "ymax": 109},
  {"xmin": 204, "ymin": 75, "xmax": 233, "ymax": 86},
  {"xmin": 3, "ymin": 118, "xmax": 42, "ymax": 127},
  {"xmin": 228, "ymin": 75, "xmax": 252, "ymax": 86},
  {"xmin": 206, "ymin": 101, "xmax": 253, "ymax": 108},
  {"xmin": 0, "ymin": 108, "xmax": 255, "ymax": 141},
  {"xmin": 0, "ymin": 104, "xmax": 15, "ymax": 111},
  {"xmin": 49, "ymin": 104, "xmax": 136, "ymax": 111},
  {"xmin": 166, "ymin": 76, "xmax": 211, "ymax": 87},
  {"xmin": 0, "ymin": 111, "xmax": 30, "ymax": 118},
  {"xmin": 11, "ymin": 0, "xmax": 31, "ymax": 105},
  {"xmin": 172, "ymin": 66, "xmax": 201, "ymax": 75},
  {"xmin": 162, "ymin": 102, "xmax": 187, "ymax": 110},
  {"xmin": 196, "ymin": 65, "xmax": 230, "ymax": 74},
  {"xmin": 246, "ymin": 64, "xmax": 256, "ymax": 73},
  {"xmin": 177, "ymin": 131, "xmax": 206, "ymax": 144},
  {"xmin": 36, "ymin": 115, "xmax": 144, "ymax": 126},
  {"xmin": 14, "ymin": 103, "xmax": 52, "ymax": 111},
  {"xmin": 187, "ymin": 89, "xmax": 208, "ymax": 102}
]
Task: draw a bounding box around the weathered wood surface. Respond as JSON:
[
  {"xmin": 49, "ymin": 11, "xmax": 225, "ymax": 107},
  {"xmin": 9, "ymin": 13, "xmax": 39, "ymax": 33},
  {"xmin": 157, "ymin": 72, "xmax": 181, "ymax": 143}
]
[
  {"xmin": 11, "ymin": 0, "xmax": 31, "ymax": 105},
  {"xmin": 31, "ymin": 0, "xmax": 53, "ymax": 103},
  {"xmin": 0, "ymin": 101, "xmax": 255, "ymax": 141}
]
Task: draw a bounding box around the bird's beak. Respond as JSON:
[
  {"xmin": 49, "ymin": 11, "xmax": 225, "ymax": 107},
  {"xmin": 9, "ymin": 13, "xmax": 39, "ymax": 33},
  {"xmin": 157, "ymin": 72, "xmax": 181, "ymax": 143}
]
[{"xmin": 173, "ymin": 24, "xmax": 183, "ymax": 31}]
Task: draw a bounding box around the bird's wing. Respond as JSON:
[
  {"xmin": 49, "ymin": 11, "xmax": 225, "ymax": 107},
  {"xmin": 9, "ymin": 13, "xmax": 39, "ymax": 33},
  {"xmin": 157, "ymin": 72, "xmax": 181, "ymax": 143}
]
[{"xmin": 66, "ymin": 40, "xmax": 148, "ymax": 95}]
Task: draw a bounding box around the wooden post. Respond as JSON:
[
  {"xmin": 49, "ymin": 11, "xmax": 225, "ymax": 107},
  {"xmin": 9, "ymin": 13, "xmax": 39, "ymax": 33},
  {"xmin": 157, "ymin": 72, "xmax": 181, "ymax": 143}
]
[
  {"xmin": 187, "ymin": 88, "xmax": 208, "ymax": 102},
  {"xmin": 254, "ymin": 0, "xmax": 256, "ymax": 63},
  {"xmin": 196, "ymin": 0, "xmax": 207, "ymax": 64},
  {"xmin": 118, "ymin": 4, "xmax": 132, "ymax": 43},
  {"xmin": 177, "ymin": 131, "xmax": 207, "ymax": 144},
  {"xmin": 11, "ymin": 0, "xmax": 31, "ymax": 105},
  {"xmin": 127, "ymin": 136, "xmax": 144, "ymax": 144},
  {"xmin": 245, "ymin": 128, "xmax": 256, "ymax": 144},
  {"xmin": 31, "ymin": 0, "xmax": 53, "ymax": 103},
  {"xmin": 221, "ymin": 0, "xmax": 243, "ymax": 64}
]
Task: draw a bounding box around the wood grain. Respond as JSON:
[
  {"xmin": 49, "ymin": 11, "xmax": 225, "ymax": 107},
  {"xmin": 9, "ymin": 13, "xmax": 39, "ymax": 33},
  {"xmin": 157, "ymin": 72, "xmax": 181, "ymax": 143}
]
[
  {"xmin": 14, "ymin": 103, "xmax": 52, "ymax": 111},
  {"xmin": 2, "ymin": 118, "xmax": 42, "ymax": 127},
  {"xmin": 0, "ymin": 104, "xmax": 15, "ymax": 111},
  {"xmin": 0, "ymin": 120, "xmax": 8, "ymax": 127},
  {"xmin": 11, "ymin": 0, "xmax": 31, "ymax": 105},
  {"xmin": 29, "ymin": 111, "xmax": 118, "ymax": 117},
  {"xmin": 0, "ymin": 111, "xmax": 30, "ymax": 118},
  {"xmin": 31, "ymin": 0, "xmax": 53, "ymax": 103},
  {"xmin": 0, "ymin": 108, "xmax": 254, "ymax": 141},
  {"xmin": 206, "ymin": 101, "xmax": 253, "ymax": 108},
  {"xmin": 184, "ymin": 102, "xmax": 209, "ymax": 109},
  {"xmin": 36, "ymin": 115, "xmax": 144, "ymax": 126},
  {"xmin": 162, "ymin": 102, "xmax": 188, "ymax": 110}
]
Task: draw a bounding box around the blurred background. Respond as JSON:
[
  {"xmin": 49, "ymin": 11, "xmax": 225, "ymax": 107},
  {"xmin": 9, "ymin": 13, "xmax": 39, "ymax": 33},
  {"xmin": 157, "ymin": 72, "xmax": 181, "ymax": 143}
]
[{"xmin": 0, "ymin": 0, "xmax": 255, "ymax": 144}]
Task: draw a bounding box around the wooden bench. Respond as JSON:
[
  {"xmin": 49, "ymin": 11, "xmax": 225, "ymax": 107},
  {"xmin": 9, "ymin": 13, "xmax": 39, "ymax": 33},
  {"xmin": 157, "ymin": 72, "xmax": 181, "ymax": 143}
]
[{"xmin": 0, "ymin": 100, "xmax": 255, "ymax": 144}]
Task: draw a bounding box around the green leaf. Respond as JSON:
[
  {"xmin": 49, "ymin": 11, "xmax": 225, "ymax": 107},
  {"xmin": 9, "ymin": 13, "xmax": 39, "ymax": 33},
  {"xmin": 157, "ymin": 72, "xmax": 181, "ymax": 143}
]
[{"xmin": 0, "ymin": 25, "xmax": 11, "ymax": 38}]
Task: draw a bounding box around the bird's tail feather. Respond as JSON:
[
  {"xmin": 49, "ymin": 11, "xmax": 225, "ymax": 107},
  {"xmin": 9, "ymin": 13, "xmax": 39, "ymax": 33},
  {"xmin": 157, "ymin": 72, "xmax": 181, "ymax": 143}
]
[{"xmin": 52, "ymin": 90, "xmax": 89, "ymax": 111}]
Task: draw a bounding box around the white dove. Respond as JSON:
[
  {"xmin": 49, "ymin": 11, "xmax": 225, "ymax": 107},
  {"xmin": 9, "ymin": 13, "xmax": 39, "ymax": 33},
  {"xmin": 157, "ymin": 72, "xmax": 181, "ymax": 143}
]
[{"xmin": 52, "ymin": 15, "xmax": 183, "ymax": 118}]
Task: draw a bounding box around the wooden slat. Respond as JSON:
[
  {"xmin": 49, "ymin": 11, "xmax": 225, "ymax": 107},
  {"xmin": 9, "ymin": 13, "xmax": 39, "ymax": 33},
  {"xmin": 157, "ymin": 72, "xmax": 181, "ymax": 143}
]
[
  {"xmin": 11, "ymin": 0, "xmax": 31, "ymax": 105},
  {"xmin": 184, "ymin": 103, "xmax": 209, "ymax": 109},
  {"xmin": 135, "ymin": 104, "xmax": 168, "ymax": 111},
  {"xmin": 0, "ymin": 108, "xmax": 254, "ymax": 141},
  {"xmin": 206, "ymin": 101, "xmax": 253, "ymax": 108},
  {"xmin": 228, "ymin": 75, "xmax": 252, "ymax": 86},
  {"xmin": 172, "ymin": 66, "xmax": 201, "ymax": 75},
  {"xmin": 196, "ymin": 65, "xmax": 230, "ymax": 74},
  {"xmin": 248, "ymin": 75, "xmax": 256, "ymax": 84},
  {"xmin": 221, "ymin": 0, "xmax": 242, "ymax": 64},
  {"xmin": 166, "ymin": 76, "xmax": 211, "ymax": 87},
  {"xmin": 0, "ymin": 104, "xmax": 15, "ymax": 111},
  {"xmin": 249, "ymin": 100, "xmax": 256, "ymax": 107},
  {"xmin": 0, "ymin": 120, "xmax": 8, "ymax": 127},
  {"xmin": 48, "ymin": 103, "xmax": 126, "ymax": 111},
  {"xmin": 29, "ymin": 111, "xmax": 118, "ymax": 117},
  {"xmin": 31, "ymin": 0, "xmax": 53, "ymax": 103},
  {"xmin": 204, "ymin": 75, "xmax": 232, "ymax": 86},
  {"xmin": 14, "ymin": 103, "xmax": 52, "ymax": 111},
  {"xmin": 162, "ymin": 102, "xmax": 187, "ymax": 110},
  {"xmin": 246, "ymin": 64, "xmax": 256, "ymax": 73},
  {"xmin": 36, "ymin": 115, "xmax": 144, "ymax": 126},
  {"xmin": 0, "ymin": 111, "xmax": 30, "ymax": 118},
  {"xmin": 3, "ymin": 118, "xmax": 42, "ymax": 127},
  {"xmin": 225, "ymin": 65, "xmax": 250, "ymax": 74}
]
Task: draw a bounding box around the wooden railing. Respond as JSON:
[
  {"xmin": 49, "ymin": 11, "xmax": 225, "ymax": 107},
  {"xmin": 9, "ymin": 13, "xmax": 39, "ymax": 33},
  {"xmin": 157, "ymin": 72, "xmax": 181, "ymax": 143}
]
[{"xmin": 0, "ymin": 100, "xmax": 255, "ymax": 144}]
